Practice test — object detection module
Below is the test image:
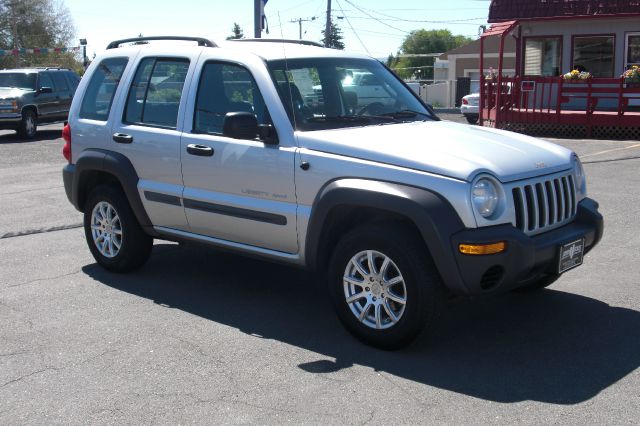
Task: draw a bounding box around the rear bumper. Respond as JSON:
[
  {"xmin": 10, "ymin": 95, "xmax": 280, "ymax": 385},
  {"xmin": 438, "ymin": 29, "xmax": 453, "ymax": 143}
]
[
  {"xmin": 447, "ymin": 198, "xmax": 603, "ymax": 294},
  {"xmin": 460, "ymin": 105, "xmax": 479, "ymax": 115},
  {"xmin": 62, "ymin": 163, "xmax": 79, "ymax": 210}
]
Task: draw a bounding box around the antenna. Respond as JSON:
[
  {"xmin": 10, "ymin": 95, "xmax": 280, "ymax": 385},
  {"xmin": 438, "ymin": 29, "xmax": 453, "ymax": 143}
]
[{"xmin": 277, "ymin": 12, "xmax": 298, "ymax": 132}]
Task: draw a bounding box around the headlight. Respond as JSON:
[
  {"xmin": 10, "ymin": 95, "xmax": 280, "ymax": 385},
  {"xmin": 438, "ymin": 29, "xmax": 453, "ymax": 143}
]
[
  {"xmin": 472, "ymin": 177, "xmax": 500, "ymax": 218},
  {"xmin": 572, "ymin": 154, "xmax": 587, "ymax": 196}
]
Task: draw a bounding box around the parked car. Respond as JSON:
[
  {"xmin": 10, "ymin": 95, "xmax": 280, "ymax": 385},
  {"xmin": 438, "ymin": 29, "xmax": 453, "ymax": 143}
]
[
  {"xmin": 0, "ymin": 67, "xmax": 81, "ymax": 139},
  {"xmin": 461, "ymin": 92, "xmax": 479, "ymax": 124},
  {"xmin": 62, "ymin": 37, "xmax": 603, "ymax": 349}
]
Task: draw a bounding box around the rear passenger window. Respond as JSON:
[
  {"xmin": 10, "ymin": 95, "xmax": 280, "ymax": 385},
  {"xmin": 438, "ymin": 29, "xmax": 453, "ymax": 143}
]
[
  {"xmin": 194, "ymin": 62, "xmax": 267, "ymax": 135},
  {"xmin": 51, "ymin": 73, "xmax": 69, "ymax": 92},
  {"xmin": 79, "ymin": 57, "xmax": 128, "ymax": 121},
  {"xmin": 124, "ymin": 58, "xmax": 190, "ymax": 129},
  {"xmin": 38, "ymin": 73, "xmax": 54, "ymax": 90}
]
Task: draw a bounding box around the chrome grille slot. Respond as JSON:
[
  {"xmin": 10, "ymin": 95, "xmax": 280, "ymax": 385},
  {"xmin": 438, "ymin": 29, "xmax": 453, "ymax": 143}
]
[{"xmin": 511, "ymin": 171, "xmax": 577, "ymax": 236}]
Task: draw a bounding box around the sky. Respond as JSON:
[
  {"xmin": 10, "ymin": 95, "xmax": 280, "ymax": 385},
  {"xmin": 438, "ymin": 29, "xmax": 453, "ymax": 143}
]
[{"xmin": 65, "ymin": 0, "xmax": 491, "ymax": 59}]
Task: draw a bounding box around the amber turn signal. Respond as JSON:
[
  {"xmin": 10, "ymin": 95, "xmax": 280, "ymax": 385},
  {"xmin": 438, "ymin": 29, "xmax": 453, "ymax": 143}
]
[{"xmin": 458, "ymin": 241, "xmax": 506, "ymax": 255}]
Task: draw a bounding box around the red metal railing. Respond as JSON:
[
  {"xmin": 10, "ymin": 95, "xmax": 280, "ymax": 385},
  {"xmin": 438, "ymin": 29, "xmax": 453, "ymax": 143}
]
[{"xmin": 481, "ymin": 76, "xmax": 640, "ymax": 134}]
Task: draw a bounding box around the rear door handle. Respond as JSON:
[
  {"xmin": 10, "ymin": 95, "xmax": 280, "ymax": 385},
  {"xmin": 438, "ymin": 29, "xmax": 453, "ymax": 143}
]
[
  {"xmin": 113, "ymin": 133, "xmax": 133, "ymax": 144},
  {"xmin": 186, "ymin": 144, "xmax": 214, "ymax": 157}
]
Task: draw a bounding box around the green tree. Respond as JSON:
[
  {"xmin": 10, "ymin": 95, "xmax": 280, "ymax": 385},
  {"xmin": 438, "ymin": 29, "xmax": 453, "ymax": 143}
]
[
  {"xmin": 226, "ymin": 22, "xmax": 244, "ymax": 40},
  {"xmin": 321, "ymin": 18, "xmax": 344, "ymax": 50},
  {"xmin": 391, "ymin": 29, "xmax": 471, "ymax": 79},
  {"xmin": 0, "ymin": 0, "xmax": 79, "ymax": 71}
]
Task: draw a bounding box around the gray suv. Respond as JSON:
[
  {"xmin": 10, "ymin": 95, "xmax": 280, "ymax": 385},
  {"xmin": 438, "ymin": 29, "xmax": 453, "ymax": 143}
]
[
  {"xmin": 61, "ymin": 37, "xmax": 603, "ymax": 349},
  {"xmin": 0, "ymin": 67, "xmax": 81, "ymax": 139}
]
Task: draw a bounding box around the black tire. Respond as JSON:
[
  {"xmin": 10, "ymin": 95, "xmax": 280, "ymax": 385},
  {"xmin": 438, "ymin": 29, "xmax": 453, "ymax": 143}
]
[
  {"xmin": 514, "ymin": 273, "xmax": 560, "ymax": 292},
  {"xmin": 465, "ymin": 114, "xmax": 479, "ymax": 124},
  {"xmin": 17, "ymin": 109, "xmax": 38, "ymax": 139},
  {"xmin": 327, "ymin": 224, "xmax": 444, "ymax": 350},
  {"xmin": 83, "ymin": 185, "xmax": 153, "ymax": 272}
]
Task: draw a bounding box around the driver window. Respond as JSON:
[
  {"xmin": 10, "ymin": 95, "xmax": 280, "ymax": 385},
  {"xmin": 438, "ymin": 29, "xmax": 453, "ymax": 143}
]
[{"xmin": 194, "ymin": 62, "xmax": 268, "ymax": 135}]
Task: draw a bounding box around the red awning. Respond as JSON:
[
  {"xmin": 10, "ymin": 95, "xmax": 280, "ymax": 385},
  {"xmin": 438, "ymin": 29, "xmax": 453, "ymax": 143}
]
[{"xmin": 481, "ymin": 20, "xmax": 518, "ymax": 38}]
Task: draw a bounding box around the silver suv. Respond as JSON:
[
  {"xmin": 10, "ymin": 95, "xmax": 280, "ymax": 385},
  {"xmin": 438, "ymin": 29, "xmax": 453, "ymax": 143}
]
[{"xmin": 62, "ymin": 37, "xmax": 603, "ymax": 349}]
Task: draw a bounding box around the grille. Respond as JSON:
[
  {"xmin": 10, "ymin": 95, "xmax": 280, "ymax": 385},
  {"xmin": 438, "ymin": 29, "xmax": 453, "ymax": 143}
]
[{"xmin": 512, "ymin": 173, "xmax": 577, "ymax": 236}]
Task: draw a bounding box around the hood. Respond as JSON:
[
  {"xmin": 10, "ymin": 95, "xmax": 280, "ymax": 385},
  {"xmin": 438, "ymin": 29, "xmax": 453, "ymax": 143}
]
[
  {"xmin": 0, "ymin": 87, "xmax": 31, "ymax": 99},
  {"xmin": 297, "ymin": 120, "xmax": 572, "ymax": 182}
]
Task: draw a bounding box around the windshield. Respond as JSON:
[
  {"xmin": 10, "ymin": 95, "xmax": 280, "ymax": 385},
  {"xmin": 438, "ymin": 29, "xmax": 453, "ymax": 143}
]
[
  {"xmin": 0, "ymin": 73, "xmax": 37, "ymax": 90},
  {"xmin": 267, "ymin": 58, "xmax": 433, "ymax": 131}
]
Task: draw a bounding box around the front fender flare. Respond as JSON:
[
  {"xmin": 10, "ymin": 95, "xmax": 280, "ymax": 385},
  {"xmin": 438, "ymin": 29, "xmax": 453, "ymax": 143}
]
[{"xmin": 304, "ymin": 179, "xmax": 469, "ymax": 294}]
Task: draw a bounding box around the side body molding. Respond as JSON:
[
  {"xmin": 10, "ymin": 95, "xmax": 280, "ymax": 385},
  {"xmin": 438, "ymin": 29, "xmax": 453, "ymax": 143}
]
[
  {"xmin": 304, "ymin": 179, "xmax": 469, "ymax": 294},
  {"xmin": 71, "ymin": 148, "xmax": 153, "ymax": 229}
]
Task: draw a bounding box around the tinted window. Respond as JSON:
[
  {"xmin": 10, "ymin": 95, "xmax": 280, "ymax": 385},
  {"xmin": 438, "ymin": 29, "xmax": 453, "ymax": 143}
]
[
  {"xmin": 194, "ymin": 62, "xmax": 267, "ymax": 135},
  {"xmin": 79, "ymin": 57, "xmax": 128, "ymax": 121},
  {"xmin": 65, "ymin": 72, "xmax": 81, "ymax": 93},
  {"xmin": 0, "ymin": 73, "xmax": 36, "ymax": 90},
  {"xmin": 124, "ymin": 58, "xmax": 190, "ymax": 128},
  {"xmin": 51, "ymin": 72, "xmax": 69, "ymax": 92},
  {"xmin": 38, "ymin": 73, "xmax": 54, "ymax": 90}
]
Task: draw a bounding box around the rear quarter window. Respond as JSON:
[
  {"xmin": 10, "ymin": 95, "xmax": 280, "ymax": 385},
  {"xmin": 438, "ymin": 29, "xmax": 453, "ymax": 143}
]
[{"xmin": 79, "ymin": 57, "xmax": 128, "ymax": 121}]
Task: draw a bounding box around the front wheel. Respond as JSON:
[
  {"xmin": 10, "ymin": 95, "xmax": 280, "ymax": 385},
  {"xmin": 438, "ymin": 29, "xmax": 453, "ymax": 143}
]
[
  {"xmin": 328, "ymin": 224, "xmax": 444, "ymax": 349},
  {"xmin": 84, "ymin": 185, "xmax": 153, "ymax": 272},
  {"xmin": 17, "ymin": 109, "xmax": 37, "ymax": 139}
]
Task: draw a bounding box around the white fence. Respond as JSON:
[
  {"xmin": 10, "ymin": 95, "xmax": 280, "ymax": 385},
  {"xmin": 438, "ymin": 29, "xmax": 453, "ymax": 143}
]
[{"xmin": 406, "ymin": 80, "xmax": 481, "ymax": 108}]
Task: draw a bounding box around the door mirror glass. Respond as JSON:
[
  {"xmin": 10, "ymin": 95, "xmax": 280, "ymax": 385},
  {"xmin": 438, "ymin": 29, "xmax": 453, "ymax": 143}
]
[{"xmin": 223, "ymin": 112, "xmax": 258, "ymax": 140}]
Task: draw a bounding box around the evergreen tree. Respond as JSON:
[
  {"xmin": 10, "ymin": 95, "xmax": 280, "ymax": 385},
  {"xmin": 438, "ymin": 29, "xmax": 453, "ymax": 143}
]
[
  {"xmin": 321, "ymin": 19, "xmax": 344, "ymax": 50},
  {"xmin": 226, "ymin": 22, "xmax": 244, "ymax": 40}
]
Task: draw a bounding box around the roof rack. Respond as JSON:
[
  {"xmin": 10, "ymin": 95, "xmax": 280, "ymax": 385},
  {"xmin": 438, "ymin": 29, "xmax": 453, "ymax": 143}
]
[
  {"xmin": 106, "ymin": 36, "xmax": 217, "ymax": 50},
  {"xmin": 229, "ymin": 38, "xmax": 324, "ymax": 48}
]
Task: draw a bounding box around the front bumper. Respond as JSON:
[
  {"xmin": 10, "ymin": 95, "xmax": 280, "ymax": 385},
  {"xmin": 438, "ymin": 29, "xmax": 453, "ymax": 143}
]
[
  {"xmin": 448, "ymin": 198, "xmax": 603, "ymax": 294},
  {"xmin": 0, "ymin": 113, "xmax": 22, "ymax": 128}
]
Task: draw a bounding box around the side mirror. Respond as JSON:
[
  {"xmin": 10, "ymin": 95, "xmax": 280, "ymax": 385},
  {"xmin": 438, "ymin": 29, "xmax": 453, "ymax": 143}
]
[
  {"xmin": 39, "ymin": 86, "xmax": 53, "ymax": 94},
  {"xmin": 223, "ymin": 112, "xmax": 278, "ymax": 145}
]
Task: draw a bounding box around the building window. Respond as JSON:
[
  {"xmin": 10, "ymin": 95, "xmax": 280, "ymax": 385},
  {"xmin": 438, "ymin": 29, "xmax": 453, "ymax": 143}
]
[
  {"xmin": 524, "ymin": 37, "xmax": 562, "ymax": 76},
  {"xmin": 572, "ymin": 36, "xmax": 615, "ymax": 77},
  {"xmin": 627, "ymin": 33, "xmax": 640, "ymax": 69}
]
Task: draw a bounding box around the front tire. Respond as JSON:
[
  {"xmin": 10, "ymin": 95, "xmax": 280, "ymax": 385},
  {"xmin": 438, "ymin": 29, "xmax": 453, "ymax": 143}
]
[
  {"xmin": 84, "ymin": 185, "xmax": 153, "ymax": 272},
  {"xmin": 328, "ymin": 224, "xmax": 444, "ymax": 349},
  {"xmin": 17, "ymin": 109, "xmax": 37, "ymax": 139}
]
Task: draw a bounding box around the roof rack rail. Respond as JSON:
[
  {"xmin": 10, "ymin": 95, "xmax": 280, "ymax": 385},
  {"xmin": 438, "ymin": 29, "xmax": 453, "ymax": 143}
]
[
  {"xmin": 230, "ymin": 38, "xmax": 324, "ymax": 48},
  {"xmin": 106, "ymin": 36, "xmax": 217, "ymax": 50}
]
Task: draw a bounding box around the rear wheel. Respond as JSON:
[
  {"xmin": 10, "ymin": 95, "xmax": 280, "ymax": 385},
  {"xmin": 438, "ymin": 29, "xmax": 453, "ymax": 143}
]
[
  {"xmin": 328, "ymin": 224, "xmax": 444, "ymax": 349},
  {"xmin": 465, "ymin": 114, "xmax": 479, "ymax": 124},
  {"xmin": 84, "ymin": 185, "xmax": 152, "ymax": 272},
  {"xmin": 17, "ymin": 109, "xmax": 37, "ymax": 139}
]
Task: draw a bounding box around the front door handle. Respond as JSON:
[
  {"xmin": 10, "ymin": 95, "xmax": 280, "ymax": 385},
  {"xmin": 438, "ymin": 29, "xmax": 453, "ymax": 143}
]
[
  {"xmin": 186, "ymin": 144, "xmax": 214, "ymax": 157},
  {"xmin": 113, "ymin": 133, "xmax": 133, "ymax": 144}
]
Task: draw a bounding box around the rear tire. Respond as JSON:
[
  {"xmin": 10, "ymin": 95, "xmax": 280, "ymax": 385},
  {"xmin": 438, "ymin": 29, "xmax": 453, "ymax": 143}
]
[
  {"xmin": 327, "ymin": 224, "xmax": 444, "ymax": 350},
  {"xmin": 465, "ymin": 114, "xmax": 478, "ymax": 124},
  {"xmin": 84, "ymin": 185, "xmax": 153, "ymax": 272},
  {"xmin": 17, "ymin": 109, "xmax": 37, "ymax": 139}
]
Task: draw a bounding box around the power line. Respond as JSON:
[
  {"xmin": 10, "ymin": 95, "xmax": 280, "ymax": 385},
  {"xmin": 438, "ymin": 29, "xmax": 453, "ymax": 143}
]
[{"xmin": 336, "ymin": 0, "xmax": 369, "ymax": 55}]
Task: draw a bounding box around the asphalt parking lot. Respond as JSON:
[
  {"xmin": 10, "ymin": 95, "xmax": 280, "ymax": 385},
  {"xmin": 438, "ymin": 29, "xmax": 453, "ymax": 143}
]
[{"xmin": 1, "ymin": 122, "xmax": 639, "ymax": 424}]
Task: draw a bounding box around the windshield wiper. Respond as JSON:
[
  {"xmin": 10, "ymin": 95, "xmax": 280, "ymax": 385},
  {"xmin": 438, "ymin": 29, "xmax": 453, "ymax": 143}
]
[
  {"xmin": 379, "ymin": 110, "xmax": 432, "ymax": 120},
  {"xmin": 307, "ymin": 115, "xmax": 372, "ymax": 124}
]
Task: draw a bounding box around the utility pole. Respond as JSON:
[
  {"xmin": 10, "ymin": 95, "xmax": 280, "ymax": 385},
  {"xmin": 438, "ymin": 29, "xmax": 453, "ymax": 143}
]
[
  {"xmin": 254, "ymin": 0, "xmax": 262, "ymax": 38},
  {"xmin": 290, "ymin": 17, "xmax": 316, "ymax": 39},
  {"xmin": 324, "ymin": 0, "xmax": 332, "ymax": 47}
]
